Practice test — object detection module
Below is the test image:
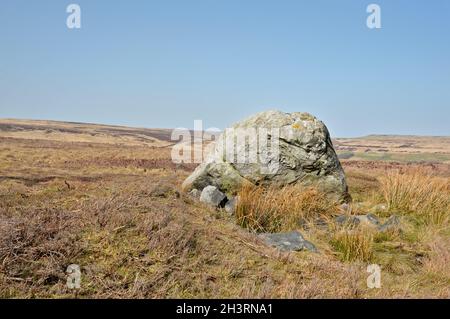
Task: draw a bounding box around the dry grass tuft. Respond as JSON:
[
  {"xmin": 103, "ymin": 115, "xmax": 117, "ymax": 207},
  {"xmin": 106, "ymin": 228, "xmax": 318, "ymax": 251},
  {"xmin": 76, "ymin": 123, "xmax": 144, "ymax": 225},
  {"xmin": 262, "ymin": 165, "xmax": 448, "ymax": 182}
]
[
  {"xmin": 330, "ymin": 228, "xmax": 374, "ymax": 262},
  {"xmin": 422, "ymin": 237, "xmax": 450, "ymax": 280},
  {"xmin": 379, "ymin": 169, "xmax": 450, "ymax": 225},
  {"xmin": 235, "ymin": 184, "xmax": 339, "ymax": 233}
]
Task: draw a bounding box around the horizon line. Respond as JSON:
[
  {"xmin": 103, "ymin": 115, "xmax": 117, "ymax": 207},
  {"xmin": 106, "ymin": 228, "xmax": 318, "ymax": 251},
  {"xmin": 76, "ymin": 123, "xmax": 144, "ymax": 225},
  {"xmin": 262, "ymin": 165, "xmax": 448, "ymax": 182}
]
[{"xmin": 1, "ymin": 117, "xmax": 449, "ymax": 139}]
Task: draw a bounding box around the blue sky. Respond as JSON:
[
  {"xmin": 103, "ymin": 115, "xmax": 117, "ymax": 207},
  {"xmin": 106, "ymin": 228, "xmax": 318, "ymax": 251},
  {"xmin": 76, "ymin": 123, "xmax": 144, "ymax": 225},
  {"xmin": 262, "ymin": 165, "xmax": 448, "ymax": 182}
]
[{"xmin": 0, "ymin": 0, "xmax": 449, "ymax": 137}]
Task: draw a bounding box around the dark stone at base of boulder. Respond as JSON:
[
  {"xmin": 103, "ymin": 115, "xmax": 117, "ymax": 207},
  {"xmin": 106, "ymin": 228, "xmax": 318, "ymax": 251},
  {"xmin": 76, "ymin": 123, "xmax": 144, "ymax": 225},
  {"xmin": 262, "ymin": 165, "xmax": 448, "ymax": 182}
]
[{"xmin": 260, "ymin": 231, "xmax": 317, "ymax": 253}]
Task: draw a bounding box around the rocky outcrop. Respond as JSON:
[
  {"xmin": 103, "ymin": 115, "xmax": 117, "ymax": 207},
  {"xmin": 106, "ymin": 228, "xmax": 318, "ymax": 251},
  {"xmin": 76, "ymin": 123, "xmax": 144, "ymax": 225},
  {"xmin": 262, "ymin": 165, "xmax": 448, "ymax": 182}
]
[{"xmin": 182, "ymin": 110, "xmax": 350, "ymax": 202}]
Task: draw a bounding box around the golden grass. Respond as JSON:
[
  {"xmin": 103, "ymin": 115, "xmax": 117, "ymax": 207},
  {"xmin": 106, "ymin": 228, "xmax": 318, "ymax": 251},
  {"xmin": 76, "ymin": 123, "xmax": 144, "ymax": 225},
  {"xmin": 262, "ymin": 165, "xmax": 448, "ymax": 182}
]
[
  {"xmin": 379, "ymin": 169, "xmax": 450, "ymax": 225},
  {"xmin": 331, "ymin": 228, "xmax": 374, "ymax": 262},
  {"xmin": 235, "ymin": 184, "xmax": 338, "ymax": 233},
  {"xmin": 420, "ymin": 237, "xmax": 450, "ymax": 291}
]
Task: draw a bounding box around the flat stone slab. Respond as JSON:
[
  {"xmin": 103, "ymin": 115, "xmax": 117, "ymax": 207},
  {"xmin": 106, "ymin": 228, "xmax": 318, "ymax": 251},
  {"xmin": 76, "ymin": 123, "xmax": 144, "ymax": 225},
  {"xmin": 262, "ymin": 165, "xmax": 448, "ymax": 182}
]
[{"xmin": 260, "ymin": 231, "xmax": 317, "ymax": 252}]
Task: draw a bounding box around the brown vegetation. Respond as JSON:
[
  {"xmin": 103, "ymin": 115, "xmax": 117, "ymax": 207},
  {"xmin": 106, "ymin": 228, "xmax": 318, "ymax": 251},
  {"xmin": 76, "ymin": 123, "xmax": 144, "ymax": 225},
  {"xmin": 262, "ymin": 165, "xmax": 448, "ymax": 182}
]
[
  {"xmin": 379, "ymin": 169, "xmax": 449, "ymax": 225},
  {"xmin": 236, "ymin": 184, "xmax": 338, "ymax": 233},
  {"xmin": 0, "ymin": 120, "xmax": 449, "ymax": 298}
]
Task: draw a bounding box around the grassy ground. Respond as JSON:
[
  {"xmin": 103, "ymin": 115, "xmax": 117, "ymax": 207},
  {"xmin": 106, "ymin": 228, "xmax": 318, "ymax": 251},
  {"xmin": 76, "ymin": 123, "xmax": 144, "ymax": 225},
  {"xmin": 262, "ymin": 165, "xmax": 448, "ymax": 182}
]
[
  {"xmin": 337, "ymin": 151, "xmax": 450, "ymax": 163},
  {"xmin": 0, "ymin": 127, "xmax": 449, "ymax": 298}
]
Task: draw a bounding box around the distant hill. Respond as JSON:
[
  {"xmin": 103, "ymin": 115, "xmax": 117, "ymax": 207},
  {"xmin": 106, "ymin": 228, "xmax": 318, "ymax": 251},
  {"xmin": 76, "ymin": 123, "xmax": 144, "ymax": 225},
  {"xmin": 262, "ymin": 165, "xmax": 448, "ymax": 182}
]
[
  {"xmin": 1, "ymin": 118, "xmax": 449, "ymax": 163},
  {"xmin": 333, "ymin": 135, "xmax": 450, "ymax": 163},
  {"xmin": 0, "ymin": 118, "xmax": 175, "ymax": 147}
]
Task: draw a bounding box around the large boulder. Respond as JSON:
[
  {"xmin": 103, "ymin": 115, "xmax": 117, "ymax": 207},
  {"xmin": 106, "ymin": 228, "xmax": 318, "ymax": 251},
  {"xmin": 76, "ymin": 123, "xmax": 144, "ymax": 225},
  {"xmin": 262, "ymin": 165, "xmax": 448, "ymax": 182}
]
[{"xmin": 182, "ymin": 110, "xmax": 350, "ymax": 202}]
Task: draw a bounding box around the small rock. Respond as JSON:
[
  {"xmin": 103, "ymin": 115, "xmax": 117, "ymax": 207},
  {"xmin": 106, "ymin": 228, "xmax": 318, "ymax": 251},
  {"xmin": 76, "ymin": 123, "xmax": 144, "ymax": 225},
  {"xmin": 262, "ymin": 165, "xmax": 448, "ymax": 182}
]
[
  {"xmin": 224, "ymin": 196, "xmax": 238, "ymax": 214},
  {"xmin": 200, "ymin": 185, "xmax": 227, "ymax": 208},
  {"xmin": 260, "ymin": 231, "xmax": 317, "ymax": 252},
  {"xmin": 335, "ymin": 214, "xmax": 380, "ymax": 228},
  {"xmin": 335, "ymin": 215, "xmax": 360, "ymax": 226},
  {"xmin": 378, "ymin": 215, "xmax": 401, "ymax": 233}
]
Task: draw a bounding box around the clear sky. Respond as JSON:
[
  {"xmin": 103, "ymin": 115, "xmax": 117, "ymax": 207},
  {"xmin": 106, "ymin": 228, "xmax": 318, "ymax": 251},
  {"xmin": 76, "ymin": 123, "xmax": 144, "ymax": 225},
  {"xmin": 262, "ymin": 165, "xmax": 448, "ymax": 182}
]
[{"xmin": 0, "ymin": 0, "xmax": 449, "ymax": 137}]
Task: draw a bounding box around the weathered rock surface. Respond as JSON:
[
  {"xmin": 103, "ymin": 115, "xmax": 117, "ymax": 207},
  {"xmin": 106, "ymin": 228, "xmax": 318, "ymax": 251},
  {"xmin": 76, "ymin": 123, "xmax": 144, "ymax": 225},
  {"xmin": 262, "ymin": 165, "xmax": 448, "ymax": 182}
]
[
  {"xmin": 182, "ymin": 110, "xmax": 349, "ymax": 202},
  {"xmin": 335, "ymin": 213, "xmax": 402, "ymax": 233},
  {"xmin": 199, "ymin": 185, "xmax": 227, "ymax": 207},
  {"xmin": 335, "ymin": 215, "xmax": 361, "ymax": 227},
  {"xmin": 260, "ymin": 231, "xmax": 317, "ymax": 252},
  {"xmin": 224, "ymin": 196, "xmax": 238, "ymax": 214},
  {"xmin": 335, "ymin": 213, "xmax": 381, "ymax": 226}
]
